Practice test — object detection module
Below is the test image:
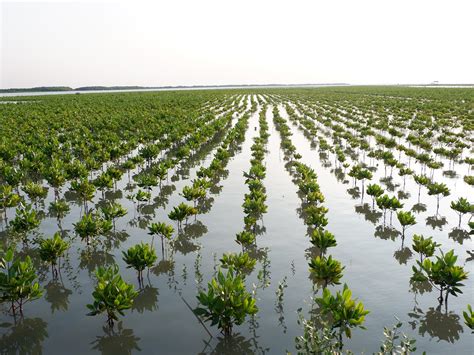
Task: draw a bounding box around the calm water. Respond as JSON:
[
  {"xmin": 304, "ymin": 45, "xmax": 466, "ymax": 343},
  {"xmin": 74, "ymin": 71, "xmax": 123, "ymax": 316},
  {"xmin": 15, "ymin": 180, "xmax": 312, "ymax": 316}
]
[{"xmin": 0, "ymin": 96, "xmax": 472, "ymax": 354}]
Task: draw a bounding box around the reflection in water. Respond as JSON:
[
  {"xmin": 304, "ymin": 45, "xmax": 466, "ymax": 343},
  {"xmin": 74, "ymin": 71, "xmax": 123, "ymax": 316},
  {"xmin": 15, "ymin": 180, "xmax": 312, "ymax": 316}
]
[
  {"xmin": 354, "ymin": 203, "xmax": 382, "ymax": 225},
  {"xmin": 346, "ymin": 187, "xmax": 360, "ymax": 200},
  {"xmin": 44, "ymin": 280, "xmax": 73, "ymax": 313},
  {"xmin": 425, "ymin": 215, "xmax": 448, "ymax": 230},
  {"xmin": 79, "ymin": 248, "xmax": 115, "ymax": 275},
  {"xmin": 374, "ymin": 225, "xmax": 400, "ymax": 241},
  {"xmin": 409, "ymin": 307, "xmax": 464, "ymax": 343},
  {"xmin": 411, "ymin": 203, "xmax": 427, "ymax": 214},
  {"xmin": 200, "ymin": 333, "xmax": 254, "ymax": 355},
  {"xmin": 132, "ymin": 285, "xmax": 159, "ymax": 313},
  {"xmin": 91, "ymin": 322, "xmax": 141, "ymax": 355},
  {"xmin": 393, "ymin": 246, "xmax": 413, "ymax": 265},
  {"xmin": 448, "ymin": 228, "xmax": 470, "ymax": 245},
  {"xmin": 0, "ymin": 318, "xmax": 48, "ymax": 354}
]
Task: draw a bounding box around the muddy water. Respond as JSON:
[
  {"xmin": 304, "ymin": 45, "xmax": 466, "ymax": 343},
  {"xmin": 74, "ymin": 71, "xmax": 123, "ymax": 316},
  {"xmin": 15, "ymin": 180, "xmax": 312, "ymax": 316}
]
[{"xmin": 0, "ymin": 96, "xmax": 472, "ymax": 354}]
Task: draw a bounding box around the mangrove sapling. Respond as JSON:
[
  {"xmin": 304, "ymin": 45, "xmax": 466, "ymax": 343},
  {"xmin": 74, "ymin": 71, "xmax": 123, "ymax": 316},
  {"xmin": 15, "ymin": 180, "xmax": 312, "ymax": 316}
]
[
  {"xmin": 194, "ymin": 268, "xmax": 258, "ymax": 336},
  {"xmin": 39, "ymin": 232, "xmax": 70, "ymax": 279},
  {"xmin": 122, "ymin": 243, "xmax": 157, "ymax": 288},
  {"xmin": 463, "ymin": 305, "xmax": 474, "ymax": 331},
  {"xmin": 10, "ymin": 203, "xmax": 40, "ymax": 243},
  {"xmin": 309, "ymin": 229, "xmax": 337, "ymax": 256},
  {"xmin": 411, "ymin": 235, "xmax": 440, "ymax": 263},
  {"xmin": 87, "ymin": 264, "xmax": 138, "ymax": 327},
  {"xmin": 93, "ymin": 173, "xmax": 113, "ymax": 198},
  {"xmin": 168, "ymin": 202, "xmax": 197, "ymax": 229},
  {"xmin": 148, "ymin": 221, "xmax": 174, "ymax": 255},
  {"xmin": 219, "ymin": 252, "xmax": 256, "ymax": 276},
  {"xmin": 413, "ymin": 174, "xmax": 431, "ymax": 203},
  {"xmin": 0, "ymin": 248, "xmax": 43, "ymax": 316},
  {"xmin": 396, "ymin": 210, "xmax": 416, "ymax": 241},
  {"xmin": 412, "ymin": 249, "xmax": 468, "ymax": 309},
  {"xmin": 22, "ymin": 182, "xmax": 48, "ymax": 208},
  {"xmin": 70, "ymin": 178, "xmax": 96, "ymax": 213},
  {"xmin": 316, "ymin": 284, "xmax": 369, "ymax": 348},
  {"xmin": 101, "ymin": 202, "xmax": 127, "ymax": 230},
  {"xmin": 450, "ymin": 197, "xmax": 473, "ymax": 227},
  {"xmin": 74, "ymin": 211, "xmax": 113, "ymax": 246},
  {"xmin": 355, "ymin": 168, "xmax": 373, "ymax": 201},
  {"xmin": 366, "ymin": 183, "xmax": 384, "ymax": 210},
  {"xmin": 464, "ymin": 175, "xmax": 474, "ymax": 186},
  {"xmin": 309, "ymin": 255, "xmax": 345, "ymax": 288},
  {"xmin": 106, "ymin": 166, "xmax": 123, "ymax": 190},
  {"xmin": 0, "ymin": 185, "xmax": 22, "ymax": 223},
  {"xmin": 235, "ymin": 231, "xmax": 256, "ymax": 250},
  {"xmin": 135, "ymin": 189, "xmax": 151, "ymax": 209},
  {"xmin": 427, "ymin": 182, "xmax": 450, "ymax": 215}
]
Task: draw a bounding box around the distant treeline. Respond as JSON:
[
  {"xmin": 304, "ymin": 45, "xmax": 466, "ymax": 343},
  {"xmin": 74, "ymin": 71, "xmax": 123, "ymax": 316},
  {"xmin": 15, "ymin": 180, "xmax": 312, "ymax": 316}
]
[{"xmin": 0, "ymin": 83, "xmax": 349, "ymax": 93}]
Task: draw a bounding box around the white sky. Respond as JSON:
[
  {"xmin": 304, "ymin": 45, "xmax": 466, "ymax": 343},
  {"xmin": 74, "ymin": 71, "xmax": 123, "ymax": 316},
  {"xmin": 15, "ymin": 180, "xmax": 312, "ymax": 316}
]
[{"xmin": 1, "ymin": 0, "xmax": 473, "ymax": 88}]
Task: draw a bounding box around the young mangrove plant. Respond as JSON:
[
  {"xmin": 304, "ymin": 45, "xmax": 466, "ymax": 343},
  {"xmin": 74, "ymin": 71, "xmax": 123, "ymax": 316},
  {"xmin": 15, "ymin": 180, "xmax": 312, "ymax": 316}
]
[
  {"xmin": 74, "ymin": 211, "xmax": 112, "ymax": 245},
  {"xmin": 411, "ymin": 234, "xmax": 440, "ymax": 263},
  {"xmin": 0, "ymin": 247, "xmax": 43, "ymax": 316},
  {"xmin": 463, "ymin": 304, "xmax": 474, "ymax": 332},
  {"xmin": 219, "ymin": 252, "xmax": 256, "ymax": 276},
  {"xmin": 148, "ymin": 221, "xmax": 174, "ymax": 253},
  {"xmin": 87, "ymin": 264, "xmax": 138, "ymax": 327},
  {"xmin": 316, "ymin": 284, "xmax": 369, "ymax": 347},
  {"xmin": 39, "ymin": 232, "xmax": 70, "ymax": 279},
  {"xmin": 235, "ymin": 230, "xmax": 256, "ymax": 250},
  {"xmin": 366, "ymin": 183, "xmax": 384, "ymax": 210},
  {"xmin": 450, "ymin": 197, "xmax": 473, "ymax": 227},
  {"xmin": 427, "ymin": 182, "xmax": 450, "ymax": 215},
  {"xmin": 122, "ymin": 243, "xmax": 157, "ymax": 288},
  {"xmin": 168, "ymin": 202, "xmax": 197, "ymax": 229},
  {"xmin": 412, "ymin": 249, "xmax": 468, "ymax": 308},
  {"xmin": 396, "ymin": 210, "xmax": 416, "ymax": 240},
  {"xmin": 194, "ymin": 268, "xmax": 258, "ymax": 336},
  {"xmin": 100, "ymin": 202, "xmax": 127, "ymax": 230},
  {"xmin": 309, "ymin": 229, "xmax": 337, "ymax": 256},
  {"xmin": 309, "ymin": 255, "xmax": 345, "ymax": 288}
]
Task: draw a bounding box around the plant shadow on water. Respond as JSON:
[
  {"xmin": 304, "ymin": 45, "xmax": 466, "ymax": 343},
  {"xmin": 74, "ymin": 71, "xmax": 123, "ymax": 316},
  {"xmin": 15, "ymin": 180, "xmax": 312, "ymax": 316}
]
[
  {"xmin": 44, "ymin": 279, "xmax": 73, "ymax": 313},
  {"xmin": 131, "ymin": 285, "xmax": 159, "ymax": 313},
  {"xmin": 354, "ymin": 203, "xmax": 382, "ymax": 225},
  {"xmin": 408, "ymin": 307, "xmax": 464, "ymax": 343},
  {"xmin": 198, "ymin": 333, "xmax": 254, "ymax": 355},
  {"xmin": 425, "ymin": 215, "xmax": 448, "ymax": 230},
  {"xmin": 0, "ymin": 318, "xmax": 48, "ymax": 354},
  {"xmin": 374, "ymin": 225, "xmax": 400, "ymax": 241},
  {"xmin": 448, "ymin": 227, "xmax": 470, "ymax": 245},
  {"xmin": 90, "ymin": 322, "xmax": 141, "ymax": 355}
]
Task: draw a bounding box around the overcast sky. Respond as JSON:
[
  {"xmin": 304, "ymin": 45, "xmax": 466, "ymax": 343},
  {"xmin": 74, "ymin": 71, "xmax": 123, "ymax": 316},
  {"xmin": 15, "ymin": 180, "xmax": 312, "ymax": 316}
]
[{"xmin": 1, "ymin": 0, "xmax": 473, "ymax": 89}]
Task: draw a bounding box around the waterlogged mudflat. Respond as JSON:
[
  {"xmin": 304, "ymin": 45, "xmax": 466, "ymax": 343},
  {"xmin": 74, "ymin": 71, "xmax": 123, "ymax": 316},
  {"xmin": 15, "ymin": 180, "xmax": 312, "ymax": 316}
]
[{"xmin": 0, "ymin": 88, "xmax": 472, "ymax": 354}]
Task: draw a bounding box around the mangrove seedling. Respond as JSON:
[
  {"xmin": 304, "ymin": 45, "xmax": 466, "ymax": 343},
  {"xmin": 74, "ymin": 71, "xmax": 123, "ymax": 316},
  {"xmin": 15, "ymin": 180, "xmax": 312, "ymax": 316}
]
[
  {"xmin": 220, "ymin": 252, "xmax": 256, "ymax": 276},
  {"xmin": 450, "ymin": 197, "xmax": 473, "ymax": 227},
  {"xmin": 366, "ymin": 183, "xmax": 384, "ymax": 210},
  {"xmin": 463, "ymin": 305, "xmax": 474, "ymax": 332},
  {"xmin": 412, "ymin": 249, "xmax": 468, "ymax": 308},
  {"xmin": 396, "ymin": 210, "xmax": 416, "ymax": 240},
  {"xmin": 427, "ymin": 182, "xmax": 450, "ymax": 215},
  {"xmin": 148, "ymin": 221, "xmax": 174, "ymax": 253},
  {"xmin": 87, "ymin": 264, "xmax": 138, "ymax": 327},
  {"xmin": 310, "ymin": 229, "xmax": 337, "ymax": 256},
  {"xmin": 412, "ymin": 234, "xmax": 440, "ymax": 263},
  {"xmin": 316, "ymin": 284, "xmax": 369, "ymax": 347},
  {"xmin": 309, "ymin": 255, "xmax": 345, "ymax": 288},
  {"xmin": 194, "ymin": 268, "xmax": 258, "ymax": 336},
  {"xmin": 122, "ymin": 243, "xmax": 157, "ymax": 288},
  {"xmin": 39, "ymin": 232, "xmax": 70, "ymax": 279},
  {"xmin": 0, "ymin": 247, "xmax": 43, "ymax": 316}
]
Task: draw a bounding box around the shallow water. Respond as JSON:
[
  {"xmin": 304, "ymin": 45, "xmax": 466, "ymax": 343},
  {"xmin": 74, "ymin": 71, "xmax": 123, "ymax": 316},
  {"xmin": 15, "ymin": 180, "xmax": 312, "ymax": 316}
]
[{"xmin": 0, "ymin": 94, "xmax": 472, "ymax": 354}]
